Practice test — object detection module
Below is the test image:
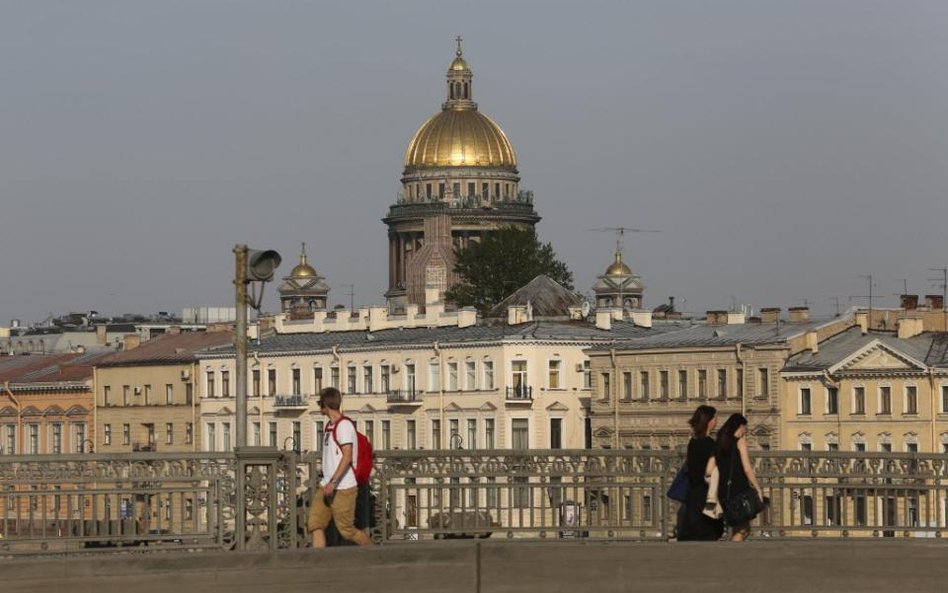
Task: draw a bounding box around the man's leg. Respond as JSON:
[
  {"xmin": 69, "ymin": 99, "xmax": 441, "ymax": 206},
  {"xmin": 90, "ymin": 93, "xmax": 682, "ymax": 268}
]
[
  {"xmin": 332, "ymin": 487, "xmax": 374, "ymax": 546},
  {"xmin": 306, "ymin": 489, "xmax": 332, "ymax": 548}
]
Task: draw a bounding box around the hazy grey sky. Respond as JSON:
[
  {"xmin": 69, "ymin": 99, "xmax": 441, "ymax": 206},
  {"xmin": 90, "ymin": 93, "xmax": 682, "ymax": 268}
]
[{"xmin": 3, "ymin": 1, "xmax": 948, "ymax": 323}]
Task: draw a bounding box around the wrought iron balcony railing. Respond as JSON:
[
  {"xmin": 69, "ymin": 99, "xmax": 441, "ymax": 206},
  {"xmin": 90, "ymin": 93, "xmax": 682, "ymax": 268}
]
[
  {"xmin": 273, "ymin": 394, "xmax": 307, "ymax": 408},
  {"xmin": 132, "ymin": 442, "xmax": 157, "ymax": 452},
  {"xmin": 506, "ymin": 385, "xmax": 533, "ymax": 401},
  {"xmin": 387, "ymin": 389, "xmax": 420, "ymax": 404}
]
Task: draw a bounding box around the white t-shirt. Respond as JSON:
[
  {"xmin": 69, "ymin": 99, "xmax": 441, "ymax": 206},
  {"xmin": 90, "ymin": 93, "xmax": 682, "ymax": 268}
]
[{"xmin": 321, "ymin": 417, "xmax": 358, "ymax": 489}]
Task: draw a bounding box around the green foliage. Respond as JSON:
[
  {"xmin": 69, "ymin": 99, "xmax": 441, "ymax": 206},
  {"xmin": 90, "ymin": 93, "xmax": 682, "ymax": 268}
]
[{"xmin": 445, "ymin": 227, "xmax": 574, "ymax": 315}]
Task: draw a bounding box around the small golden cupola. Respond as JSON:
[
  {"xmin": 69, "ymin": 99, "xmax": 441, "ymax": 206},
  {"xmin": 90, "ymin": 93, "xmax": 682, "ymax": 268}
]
[
  {"xmin": 278, "ymin": 243, "xmax": 330, "ymax": 318},
  {"xmin": 592, "ymin": 249, "xmax": 645, "ymax": 311}
]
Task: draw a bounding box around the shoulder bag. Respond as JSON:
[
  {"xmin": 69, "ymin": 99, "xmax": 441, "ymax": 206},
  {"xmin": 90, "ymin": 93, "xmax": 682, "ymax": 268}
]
[{"xmin": 723, "ymin": 442, "xmax": 764, "ymax": 525}]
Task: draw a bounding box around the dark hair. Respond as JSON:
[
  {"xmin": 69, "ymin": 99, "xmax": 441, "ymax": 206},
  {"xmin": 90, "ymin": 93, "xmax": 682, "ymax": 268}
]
[
  {"xmin": 688, "ymin": 405, "xmax": 717, "ymax": 437},
  {"xmin": 317, "ymin": 387, "xmax": 342, "ymax": 411},
  {"xmin": 715, "ymin": 413, "xmax": 748, "ymax": 454}
]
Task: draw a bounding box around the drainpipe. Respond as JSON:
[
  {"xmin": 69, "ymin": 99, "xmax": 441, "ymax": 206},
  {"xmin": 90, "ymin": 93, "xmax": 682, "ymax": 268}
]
[
  {"xmin": 433, "ymin": 341, "xmax": 444, "ymax": 448},
  {"xmin": 929, "ymin": 368, "xmax": 937, "ymax": 453},
  {"xmin": 735, "ymin": 343, "xmax": 745, "ymax": 416},
  {"xmin": 191, "ymin": 361, "xmax": 198, "ymax": 452},
  {"xmin": 253, "ymin": 352, "xmax": 264, "ymax": 441},
  {"xmin": 610, "ymin": 348, "xmax": 619, "ymax": 449},
  {"xmin": 92, "ymin": 366, "xmax": 98, "ymax": 452},
  {"xmin": 3, "ymin": 382, "xmax": 21, "ymax": 453}
]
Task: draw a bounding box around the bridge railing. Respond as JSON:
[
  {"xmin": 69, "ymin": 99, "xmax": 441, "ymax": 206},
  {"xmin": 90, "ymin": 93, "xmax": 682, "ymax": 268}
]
[{"xmin": 1, "ymin": 449, "xmax": 946, "ymax": 554}]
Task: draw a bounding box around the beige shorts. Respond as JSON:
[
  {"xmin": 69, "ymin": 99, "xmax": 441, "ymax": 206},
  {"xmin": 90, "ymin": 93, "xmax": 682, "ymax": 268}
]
[{"xmin": 307, "ymin": 485, "xmax": 360, "ymax": 540}]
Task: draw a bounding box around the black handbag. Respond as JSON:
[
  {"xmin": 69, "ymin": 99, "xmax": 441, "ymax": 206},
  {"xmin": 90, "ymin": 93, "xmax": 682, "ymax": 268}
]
[
  {"xmin": 666, "ymin": 465, "xmax": 689, "ymax": 503},
  {"xmin": 723, "ymin": 443, "xmax": 764, "ymax": 524}
]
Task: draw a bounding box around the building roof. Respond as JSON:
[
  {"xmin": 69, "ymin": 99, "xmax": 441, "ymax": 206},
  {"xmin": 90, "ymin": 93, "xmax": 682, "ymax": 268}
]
[
  {"xmin": 0, "ymin": 351, "xmax": 112, "ymax": 386},
  {"xmin": 199, "ymin": 319, "xmax": 668, "ymax": 359},
  {"xmin": 487, "ymin": 275, "xmax": 585, "ymax": 318},
  {"xmin": 783, "ymin": 327, "xmax": 948, "ymax": 372},
  {"xmin": 99, "ymin": 331, "xmax": 233, "ymax": 367}
]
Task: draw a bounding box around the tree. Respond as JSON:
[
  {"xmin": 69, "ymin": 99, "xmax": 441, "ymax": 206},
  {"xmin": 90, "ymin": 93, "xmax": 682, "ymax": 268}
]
[{"xmin": 446, "ymin": 227, "xmax": 574, "ymax": 315}]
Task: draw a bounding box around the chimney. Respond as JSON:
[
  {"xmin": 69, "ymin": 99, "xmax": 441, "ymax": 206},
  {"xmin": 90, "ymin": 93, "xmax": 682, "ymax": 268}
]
[
  {"xmin": 123, "ymin": 334, "xmax": 141, "ymax": 351},
  {"xmin": 96, "ymin": 325, "xmax": 107, "ymax": 346},
  {"xmin": 425, "ymin": 285, "xmax": 440, "ymax": 306},
  {"xmin": 925, "ymin": 295, "xmax": 945, "ymax": 310},
  {"xmin": 595, "ymin": 309, "xmax": 612, "ymax": 331},
  {"xmin": 897, "ymin": 317, "xmax": 924, "ymax": 339},
  {"xmin": 168, "ymin": 325, "xmax": 182, "ymax": 335},
  {"xmin": 507, "ymin": 305, "xmax": 529, "ymax": 326},
  {"xmin": 900, "ymin": 294, "xmax": 919, "ymax": 311},
  {"xmin": 855, "ymin": 310, "xmax": 868, "ymax": 335},
  {"xmin": 805, "ymin": 331, "xmax": 819, "ymax": 353},
  {"xmin": 788, "ymin": 306, "xmax": 810, "ymax": 323},
  {"xmin": 705, "ymin": 310, "xmax": 728, "ymax": 325},
  {"xmin": 760, "ymin": 307, "xmax": 781, "ymax": 324},
  {"xmin": 748, "ymin": 316, "xmax": 762, "ymax": 324}
]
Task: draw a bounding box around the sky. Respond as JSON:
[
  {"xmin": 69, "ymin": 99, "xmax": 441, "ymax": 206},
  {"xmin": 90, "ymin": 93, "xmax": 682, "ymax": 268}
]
[{"xmin": 3, "ymin": 1, "xmax": 948, "ymax": 323}]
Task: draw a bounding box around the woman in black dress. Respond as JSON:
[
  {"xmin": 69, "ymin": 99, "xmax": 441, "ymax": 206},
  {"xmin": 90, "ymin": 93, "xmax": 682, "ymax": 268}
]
[
  {"xmin": 676, "ymin": 405, "xmax": 724, "ymax": 541},
  {"xmin": 712, "ymin": 413, "xmax": 764, "ymax": 542}
]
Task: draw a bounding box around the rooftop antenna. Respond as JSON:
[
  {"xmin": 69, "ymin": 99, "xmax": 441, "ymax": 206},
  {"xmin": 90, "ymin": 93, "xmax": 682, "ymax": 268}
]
[
  {"xmin": 929, "ymin": 268, "xmax": 947, "ymax": 331},
  {"xmin": 849, "ymin": 274, "xmax": 879, "ymax": 330},
  {"xmin": 829, "ymin": 296, "xmax": 843, "ymax": 317},
  {"xmin": 342, "ymin": 284, "xmax": 355, "ymax": 311}
]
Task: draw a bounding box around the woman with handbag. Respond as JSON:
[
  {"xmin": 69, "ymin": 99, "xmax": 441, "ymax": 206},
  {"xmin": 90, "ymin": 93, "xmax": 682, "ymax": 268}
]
[
  {"xmin": 711, "ymin": 413, "xmax": 764, "ymax": 542},
  {"xmin": 676, "ymin": 405, "xmax": 724, "ymax": 541}
]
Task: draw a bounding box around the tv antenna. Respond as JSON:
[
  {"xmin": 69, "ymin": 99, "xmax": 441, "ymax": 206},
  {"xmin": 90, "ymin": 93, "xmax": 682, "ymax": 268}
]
[
  {"xmin": 849, "ymin": 274, "xmax": 881, "ymax": 329},
  {"xmin": 587, "ymin": 226, "xmax": 660, "ymax": 254},
  {"xmin": 929, "ymin": 268, "xmax": 947, "ymax": 331},
  {"xmin": 342, "ymin": 284, "xmax": 355, "ymax": 311}
]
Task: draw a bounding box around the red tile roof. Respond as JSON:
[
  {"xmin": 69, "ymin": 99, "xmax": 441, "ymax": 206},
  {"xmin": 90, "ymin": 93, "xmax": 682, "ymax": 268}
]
[{"xmin": 99, "ymin": 331, "xmax": 234, "ymax": 367}]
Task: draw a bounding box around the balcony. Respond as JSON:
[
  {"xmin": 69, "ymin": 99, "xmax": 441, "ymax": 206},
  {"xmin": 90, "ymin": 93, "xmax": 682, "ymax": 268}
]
[
  {"xmin": 273, "ymin": 394, "xmax": 308, "ymax": 410},
  {"xmin": 387, "ymin": 389, "xmax": 422, "ymax": 406},
  {"xmin": 132, "ymin": 442, "xmax": 157, "ymax": 452},
  {"xmin": 505, "ymin": 385, "xmax": 533, "ymax": 403}
]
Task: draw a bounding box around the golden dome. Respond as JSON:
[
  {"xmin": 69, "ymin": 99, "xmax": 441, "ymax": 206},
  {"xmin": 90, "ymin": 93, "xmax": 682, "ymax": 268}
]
[
  {"xmin": 404, "ymin": 109, "xmax": 517, "ymax": 169},
  {"xmin": 605, "ymin": 251, "xmax": 631, "ymax": 276},
  {"xmin": 290, "ymin": 243, "xmax": 317, "ymax": 278},
  {"xmin": 449, "ymin": 56, "xmax": 470, "ymax": 72}
]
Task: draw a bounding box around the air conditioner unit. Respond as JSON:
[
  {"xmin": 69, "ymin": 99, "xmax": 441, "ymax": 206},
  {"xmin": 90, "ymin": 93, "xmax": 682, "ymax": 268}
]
[
  {"xmin": 133, "ymin": 386, "xmax": 142, "ymax": 395},
  {"xmin": 180, "ymin": 369, "xmax": 191, "ymax": 381}
]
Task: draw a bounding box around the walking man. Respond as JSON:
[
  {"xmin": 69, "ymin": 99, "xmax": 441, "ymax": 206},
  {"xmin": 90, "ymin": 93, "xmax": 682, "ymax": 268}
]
[{"xmin": 307, "ymin": 387, "xmax": 373, "ymax": 547}]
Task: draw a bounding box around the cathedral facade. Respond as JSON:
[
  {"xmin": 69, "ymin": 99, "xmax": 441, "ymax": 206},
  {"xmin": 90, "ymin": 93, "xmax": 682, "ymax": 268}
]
[{"xmin": 383, "ymin": 40, "xmax": 540, "ymax": 309}]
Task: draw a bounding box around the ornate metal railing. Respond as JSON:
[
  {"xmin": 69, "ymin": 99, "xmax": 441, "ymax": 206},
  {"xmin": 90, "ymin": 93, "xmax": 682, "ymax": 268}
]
[
  {"xmin": 273, "ymin": 394, "xmax": 307, "ymax": 408},
  {"xmin": 1, "ymin": 450, "xmax": 947, "ymax": 554}
]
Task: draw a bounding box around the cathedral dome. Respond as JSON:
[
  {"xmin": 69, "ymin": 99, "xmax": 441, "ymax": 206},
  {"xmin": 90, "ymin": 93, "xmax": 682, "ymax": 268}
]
[
  {"xmin": 403, "ymin": 39, "xmax": 517, "ymax": 171},
  {"xmin": 604, "ymin": 251, "xmax": 632, "ymax": 276},
  {"xmin": 289, "ymin": 243, "xmax": 317, "ymax": 278},
  {"xmin": 404, "ymin": 109, "xmax": 517, "ymax": 169}
]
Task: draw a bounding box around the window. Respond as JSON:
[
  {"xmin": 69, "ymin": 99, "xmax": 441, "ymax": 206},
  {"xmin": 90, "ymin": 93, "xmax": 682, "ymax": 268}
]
[
  {"xmin": 854, "ymin": 442, "xmax": 866, "ymax": 452},
  {"xmin": 548, "ymin": 360, "xmax": 561, "ymax": 390},
  {"xmin": 165, "ymin": 423, "xmax": 173, "ymax": 445},
  {"xmin": 269, "ymin": 422, "xmax": 278, "ymax": 447},
  {"xmin": 827, "ymin": 387, "xmax": 839, "ymax": 415},
  {"xmin": 186, "ymin": 383, "xmax": 193, "ymax": 405},
  {"xmin": 363, "ymin": 420, "xmax": 375, "ymax": 445},
  {"xmin": 405, "ymin": 363, "xmax": 416, "ymax": 393},
  {"xmin": 550, "ymin": 418, "xmax": 563, "ymax": 449},
  {"xmin": 484, "ymin": 361, "xmax": 494, "ymax": 390},
  {"xmin": 382, "ymin": 420, "xmax": 391, "ymax": 450},
  {"xmin": 622, "ymin": 372, "xmax": 633, "ymax": 400},
  {"xmin": 942, "ymin": 385, "xmax": 948, "ymax": 414},
  {"xmin": 4, "ymin": 425, "xmax": 15, "ymax": 454},
  {"xmin": 907, "ymin": 442, "xmax": 919, "ymax": 453},
  {"xmin": 221, "ymin": 371, "xmax": 230, "ymax": 397},
  {"xmin": 313, "ymin": 368, "xmax": 323, "ymax": 393},
  {"xmin": 165, "ymin": 384, "xmax": 174, "ymax": 405},
  {"xmin": 103, "ymin": 424, "xmax": 112, "ymax": 446},
  {"xmin": 104, "ymin": 385, "xmax": 112, "ymax": 406},
  {"xmin": 467, "ymin": 419, "xmax": 477, "ymax": 449},
  {"xmin": 380, "ymin": 365, "xmax": 390, "ymax": 393},
  {"xmin": 206, "ymin": 372, "xmax": 215, "ymax": 398},
  {"xmin": 601, "ymin": 372, "xmax": 611, "ymax": 401},
  {"xmin": 828, "ymin": 442, "xmax": 839, "ymax": 451},
  {"xmin": 736, "ymin": 368, "xmax": 743, "ymax": 399},
  {"xmin": 363, "ymin": 366, "xmax": 374, "ymax": 394},
  {"xmin": 905, "ymin": 385, "xmax": 918, "ymax": 415},
  {"xmin": 406, "ymin": 420, "xmax": 416, "ymax": 450},
  {"xmin": 853, "ymin": 386, "xmax": 865, "ymax": 414},
  {"xmin": 879, "ymin": 386, "xmax": 892, "ymax": 414},
  {"xmin": 449, "ymin": 419, "xmax": 459, "ymax": 448},
  {"xmin": 512, "ymin": 361, "xmax": 528, "ymax": 395},
  {"xmin": 268, "ymin": 369, "xmax": 277, "ymax": 395},
  {"xmin": 185, "ymin": 423, "xmax": 193, "ymax": 444},
  {"xmin": 292, "ymin": 368, "xmax": 301, "ymax": 394},
  {"xmin": 253, "ymin": 422, "xmax": 261, "ymax": 446},
  {"xmin": 144, "ymin": 384, "xmax": 153, "ymax": 405},
  {"xmin": 512, "ymin": 419, "xmax": 529, "ymax": 450},
  {"xmin": 698, "ymin": 370, "xmax": 707, "ymax": 398},
  {"xmin": 485, "ymin": 418, "xmax": 495, "ymax": 449},
  {"xmin": 758, "ymin": 368, "xmax": 769, "ymax": 397},
  {"xmin": 347, "ymin": 366, "xmax": 357, "ymax": 394},
  {"xmin": 880, "ymin": 442, "xmax": 892, "ymax": 452},
  {"xmin": 314, "ymin": 421, "xmax": 324, "ymax": 452},
  {"xmin": 447, "ymin": 362, "xmax": 458, "ymax": 391},
  {"xmin": 660, "ymin": 370, "xmax": 670, "ymax": 399},
  {"xmin": 429, "ymin": 361, "xmax": 441, "ymax": 391},
  {"xmin": 122, "ymin": 424, "xmax": 130, "ymax": 446},
  {"xmin": 252, "ymin": 369, "xmax": 260, "ymax": 396},
  {"xmin": 800, "ymin": 442, "xmax": 812, "ymax": 451},
  {"xmin": 717, "ymin": 369, "xmax": 727, "ymax": 398},
  {"xmin": 582, "ymin": 360, "xmax": 592, "ymax": 389},
  {"xmin": 74, "ymin": 423, "xmax": 86, "ymax": 453},
  {"xmin": 123, "ymin": 385, "xmax": 130, "ymax": 405},
  {"xmin": 800, "ymin": 387, "xmax": 812, "ymax": 415},
  {"xmin": 465, "ymin": 361, "xmax": 476, "ymax": 390},
  {"xmin": 292, "ymin": 421, "xmax": 301, "ymax": 451},
  {"xmin": 206, "ymin": 423, "xmax": 216, "ymax": 452},
  {"xmin": 678, "ymin": 370, "xmax": 688, "ymax": 400},
  {"xmin": 431, "ymin": 419, "xmax": 441, "ymax": 449},
  {"xmin": 51, "ymin": 423, "xmax": 62, "ymax": 454},
  {"xmin": 330, "ymin": 366, "xmax": 339, "ymax": 389},
  {"xmin": 640, "ymin": 371, "xmax": 650, "ymax": 400}
]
